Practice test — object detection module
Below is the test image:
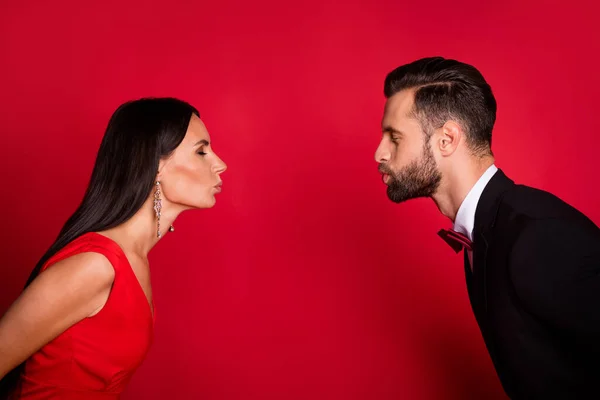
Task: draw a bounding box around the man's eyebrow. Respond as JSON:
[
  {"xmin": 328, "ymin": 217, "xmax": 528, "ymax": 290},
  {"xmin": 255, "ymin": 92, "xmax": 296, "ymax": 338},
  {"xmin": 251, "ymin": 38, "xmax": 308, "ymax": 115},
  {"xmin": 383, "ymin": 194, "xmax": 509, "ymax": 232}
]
[{"xmin": 382, "ymin": 126, "xmax": 403, "ymax": 135}]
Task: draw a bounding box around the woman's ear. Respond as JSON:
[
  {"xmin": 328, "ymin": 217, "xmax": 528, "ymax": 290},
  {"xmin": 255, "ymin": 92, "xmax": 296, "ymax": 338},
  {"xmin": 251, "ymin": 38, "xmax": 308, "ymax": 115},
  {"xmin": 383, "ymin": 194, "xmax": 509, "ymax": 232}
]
[{"xmin": 156, "ymin": 159, "xmax": 168, "ymax": 183}]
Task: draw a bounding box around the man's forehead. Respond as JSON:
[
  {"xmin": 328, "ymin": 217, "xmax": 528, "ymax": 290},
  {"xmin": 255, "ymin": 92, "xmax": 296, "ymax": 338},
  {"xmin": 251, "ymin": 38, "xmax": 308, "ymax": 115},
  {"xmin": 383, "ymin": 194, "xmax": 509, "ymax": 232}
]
[
  {"xmin": 383, "ymin": 90, "xmax": 414, "ymax": 124},
  {"xmin": 386, "ymin": 90, "xmax": 414, "ymax": 112}
]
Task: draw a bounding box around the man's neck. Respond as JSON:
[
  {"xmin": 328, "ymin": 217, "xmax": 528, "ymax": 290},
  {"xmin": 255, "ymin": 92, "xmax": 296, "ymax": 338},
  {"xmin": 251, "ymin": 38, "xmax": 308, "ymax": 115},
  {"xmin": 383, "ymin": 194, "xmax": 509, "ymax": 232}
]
[{"xmin": 432, "ymin": 156, "xmax": 495, "ymax": 222}]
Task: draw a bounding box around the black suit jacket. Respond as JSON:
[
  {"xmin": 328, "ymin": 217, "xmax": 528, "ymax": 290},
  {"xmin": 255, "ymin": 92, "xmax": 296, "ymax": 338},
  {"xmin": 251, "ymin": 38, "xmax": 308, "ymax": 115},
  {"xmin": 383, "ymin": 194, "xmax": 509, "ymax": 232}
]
[{"xmin": 466, "ymin": 169, "xmax": 600, "ymax": 399}]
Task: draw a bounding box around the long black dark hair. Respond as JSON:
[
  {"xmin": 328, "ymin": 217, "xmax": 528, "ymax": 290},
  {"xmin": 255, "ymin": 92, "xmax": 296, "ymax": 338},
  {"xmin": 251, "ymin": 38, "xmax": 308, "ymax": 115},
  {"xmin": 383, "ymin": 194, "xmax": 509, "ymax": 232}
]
[{"xmin": 0, "ymin": 97, "xmax": 199, "ymax": 398}]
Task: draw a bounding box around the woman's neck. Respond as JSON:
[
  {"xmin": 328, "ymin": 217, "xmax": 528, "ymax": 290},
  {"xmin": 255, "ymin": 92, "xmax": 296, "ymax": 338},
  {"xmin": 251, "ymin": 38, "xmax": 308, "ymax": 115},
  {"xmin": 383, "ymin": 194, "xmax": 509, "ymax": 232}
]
[{"xmin": 99, "ymin": 196, "xmax": 180, "ymax": 258}]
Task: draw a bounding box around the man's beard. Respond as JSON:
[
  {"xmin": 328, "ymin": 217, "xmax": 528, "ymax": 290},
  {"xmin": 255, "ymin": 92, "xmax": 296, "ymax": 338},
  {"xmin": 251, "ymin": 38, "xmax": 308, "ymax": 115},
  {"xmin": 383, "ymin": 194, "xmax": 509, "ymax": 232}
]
[{"xmin": 379, "ymin": 144, "xmax": 442, "ymax": 203}]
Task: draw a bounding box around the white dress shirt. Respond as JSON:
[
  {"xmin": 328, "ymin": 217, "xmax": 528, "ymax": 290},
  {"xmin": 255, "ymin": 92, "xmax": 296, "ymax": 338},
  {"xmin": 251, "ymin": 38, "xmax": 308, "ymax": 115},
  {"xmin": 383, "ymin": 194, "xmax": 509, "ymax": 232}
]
[{"xmin": 453, "ymin": 164, "xmax": 498, "ymax": 269}]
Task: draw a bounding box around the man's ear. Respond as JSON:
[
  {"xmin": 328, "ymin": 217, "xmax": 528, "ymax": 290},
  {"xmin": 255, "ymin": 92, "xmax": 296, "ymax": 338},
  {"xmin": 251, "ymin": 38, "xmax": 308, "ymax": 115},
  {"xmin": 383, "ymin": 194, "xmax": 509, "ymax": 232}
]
[{"xmin": 436, "ymin": 120, "xmax": 463, "ymax": 157}]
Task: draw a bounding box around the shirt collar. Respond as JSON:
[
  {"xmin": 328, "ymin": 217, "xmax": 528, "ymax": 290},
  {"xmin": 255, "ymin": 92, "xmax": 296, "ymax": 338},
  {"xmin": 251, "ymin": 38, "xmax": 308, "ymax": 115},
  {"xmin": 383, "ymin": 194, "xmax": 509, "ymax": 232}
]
[{"xmin": 453, "ymin": 164, "xmax": 498, "ymax": 241}]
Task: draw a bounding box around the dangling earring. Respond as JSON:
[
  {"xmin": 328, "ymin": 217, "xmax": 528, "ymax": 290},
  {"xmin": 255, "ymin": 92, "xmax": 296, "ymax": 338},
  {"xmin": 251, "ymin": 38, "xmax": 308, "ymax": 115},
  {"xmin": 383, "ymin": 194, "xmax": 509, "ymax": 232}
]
[
  {"xmin": 154, "ymin": 181, "xmax": 163, "ymax": 238},
  {"xmin": 154, "ymin": 181, "xmax": 174, "ymax": 238}
]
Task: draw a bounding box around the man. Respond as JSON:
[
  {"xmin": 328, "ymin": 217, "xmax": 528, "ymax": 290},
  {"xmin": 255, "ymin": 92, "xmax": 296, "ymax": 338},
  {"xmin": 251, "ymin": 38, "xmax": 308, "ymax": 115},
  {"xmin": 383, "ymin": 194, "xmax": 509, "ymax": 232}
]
[{"xmin": 375, "ymin": 56, "xmax": 600, "ymax": 398}]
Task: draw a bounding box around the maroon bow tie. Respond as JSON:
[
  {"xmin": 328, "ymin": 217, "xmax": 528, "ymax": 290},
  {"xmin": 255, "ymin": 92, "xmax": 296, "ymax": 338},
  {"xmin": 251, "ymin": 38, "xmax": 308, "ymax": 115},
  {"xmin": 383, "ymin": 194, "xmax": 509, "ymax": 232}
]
[{"xmin": 438, "ymin": 229, "xmax": 473, "ymax": 253}]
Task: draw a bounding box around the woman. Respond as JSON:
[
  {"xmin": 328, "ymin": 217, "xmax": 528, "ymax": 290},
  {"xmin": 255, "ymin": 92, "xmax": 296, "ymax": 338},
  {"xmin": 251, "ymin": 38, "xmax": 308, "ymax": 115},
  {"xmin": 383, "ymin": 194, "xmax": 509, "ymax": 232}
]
[{"xmin": 0, "ymin": 98, "xmax": 227, "ymax": 399}]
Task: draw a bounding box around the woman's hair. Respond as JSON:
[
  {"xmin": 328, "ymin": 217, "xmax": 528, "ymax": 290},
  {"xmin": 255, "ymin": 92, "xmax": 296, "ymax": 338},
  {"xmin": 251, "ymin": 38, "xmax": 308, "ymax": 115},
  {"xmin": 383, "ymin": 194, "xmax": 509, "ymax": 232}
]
[{"xmin": 0, "ymin": 97, "xmax": 199, "ymax": 398}]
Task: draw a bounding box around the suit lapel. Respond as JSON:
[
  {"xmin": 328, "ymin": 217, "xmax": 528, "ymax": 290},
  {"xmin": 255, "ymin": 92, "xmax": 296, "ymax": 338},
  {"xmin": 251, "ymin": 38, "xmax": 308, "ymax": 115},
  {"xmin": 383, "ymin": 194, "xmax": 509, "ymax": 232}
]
[
  {"xmin": 468, "ymin": 169, "xmax": 515, "ymax": 319},
  {"xmin": 464, "ymin": 250, "xmax": 479, "ymax": 317},
  {"xmin": 471, "ymin": 231, "xmax": 490, "ymax": 316}
]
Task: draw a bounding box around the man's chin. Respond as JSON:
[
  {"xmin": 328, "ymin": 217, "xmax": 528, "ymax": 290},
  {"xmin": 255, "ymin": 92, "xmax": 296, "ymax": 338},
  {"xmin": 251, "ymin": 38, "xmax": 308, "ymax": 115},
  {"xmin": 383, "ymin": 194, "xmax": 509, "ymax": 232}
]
[
  {"xmin": 386, "ymin": 186, "xmax": 431, "ymax": 204},
  {"xmin": 386, "ymin": 187, "xmax": 410, "ymax": 203}
]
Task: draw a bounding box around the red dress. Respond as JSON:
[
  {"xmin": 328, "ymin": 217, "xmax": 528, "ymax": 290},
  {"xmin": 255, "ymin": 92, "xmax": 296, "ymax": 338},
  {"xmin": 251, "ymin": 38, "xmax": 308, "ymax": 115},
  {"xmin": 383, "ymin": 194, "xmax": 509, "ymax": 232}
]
[{"xmin": 15, "ymin": 232, "xmax": 154, "ymax": 399}]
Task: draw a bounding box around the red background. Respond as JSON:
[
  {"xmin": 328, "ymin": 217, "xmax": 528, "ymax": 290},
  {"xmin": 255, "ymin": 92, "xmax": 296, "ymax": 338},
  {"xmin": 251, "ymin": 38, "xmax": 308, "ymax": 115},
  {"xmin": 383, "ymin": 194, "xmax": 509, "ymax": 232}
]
[{"xmin": 1, "ymin": 1, "xmax": 599, "ymax": 399}]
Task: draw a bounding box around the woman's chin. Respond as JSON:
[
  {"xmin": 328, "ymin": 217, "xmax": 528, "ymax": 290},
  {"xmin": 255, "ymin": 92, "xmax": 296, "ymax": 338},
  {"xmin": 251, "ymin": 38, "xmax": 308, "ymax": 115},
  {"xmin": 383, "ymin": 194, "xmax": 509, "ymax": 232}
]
[
  {"xmin": 177, "ymin": 197, "xmax": 216, "ymax": 211},
  {"xmin": 196, "ymin": 196, "xmax": 217, "ymax": 209}
]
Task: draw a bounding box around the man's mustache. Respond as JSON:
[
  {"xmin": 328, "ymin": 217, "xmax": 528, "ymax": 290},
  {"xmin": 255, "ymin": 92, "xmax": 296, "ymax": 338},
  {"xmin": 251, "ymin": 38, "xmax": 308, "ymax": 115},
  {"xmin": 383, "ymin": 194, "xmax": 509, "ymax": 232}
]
[{"xmin": 378, "ymin": 163, "xmax": 393, "ymax": 175}]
